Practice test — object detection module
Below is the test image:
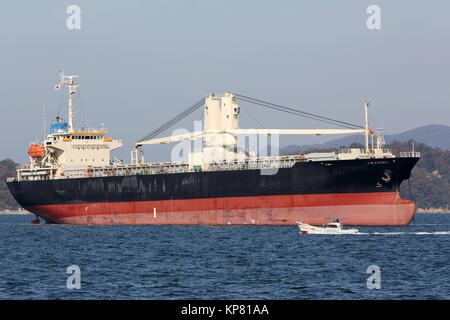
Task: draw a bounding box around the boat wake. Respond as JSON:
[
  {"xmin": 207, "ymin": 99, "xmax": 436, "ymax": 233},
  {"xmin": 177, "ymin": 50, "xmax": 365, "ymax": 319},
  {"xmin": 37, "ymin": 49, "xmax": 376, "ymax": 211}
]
[
  {"xmin": 301, "ymin": 231, "xmax": 450, "ymax": 235},
  {"xmin": 371, "ymin": 231, "xmax": 450, "ymax": 235}
]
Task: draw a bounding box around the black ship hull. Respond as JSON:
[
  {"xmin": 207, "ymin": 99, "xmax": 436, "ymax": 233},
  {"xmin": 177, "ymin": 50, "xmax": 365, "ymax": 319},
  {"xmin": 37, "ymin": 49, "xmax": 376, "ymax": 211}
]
[{"xmin": 7, "ymin": 157, "xmax": 419, "ymax": 225}]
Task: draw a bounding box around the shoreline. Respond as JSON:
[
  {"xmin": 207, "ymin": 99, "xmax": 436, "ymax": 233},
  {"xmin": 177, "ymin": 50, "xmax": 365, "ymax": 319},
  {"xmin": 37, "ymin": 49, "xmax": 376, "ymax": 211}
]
[
  {"xmin": 416, "ymin": 208, "xmax": 449, "ymax": 214},
  {"xmin": 0, "ymin": 209, "xmax": 32, "ymax": 215}
]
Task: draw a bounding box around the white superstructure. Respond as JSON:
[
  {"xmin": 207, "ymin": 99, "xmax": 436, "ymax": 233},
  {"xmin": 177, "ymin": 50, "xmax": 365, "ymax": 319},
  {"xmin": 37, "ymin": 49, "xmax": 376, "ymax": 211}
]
[{"xmin": 18, "ymin": 72, "xmax": 122, "ymax": 180}]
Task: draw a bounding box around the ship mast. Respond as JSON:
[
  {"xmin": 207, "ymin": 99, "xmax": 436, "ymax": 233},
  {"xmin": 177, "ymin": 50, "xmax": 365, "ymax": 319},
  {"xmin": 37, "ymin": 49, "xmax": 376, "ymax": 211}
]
[
  {"xmin": 58, "ymin": 71, "xmax": 79, "ymax": 133},
  {"xmin": 364, "ymin": 101, "xmax": 370, "ymax": 153}
]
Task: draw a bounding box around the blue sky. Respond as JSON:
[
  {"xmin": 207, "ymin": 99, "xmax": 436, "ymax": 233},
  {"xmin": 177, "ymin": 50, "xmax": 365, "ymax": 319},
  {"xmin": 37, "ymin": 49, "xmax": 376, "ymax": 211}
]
[{"xmin": 0, "ymin": 1, "xmax": 449, "ymax": 162}]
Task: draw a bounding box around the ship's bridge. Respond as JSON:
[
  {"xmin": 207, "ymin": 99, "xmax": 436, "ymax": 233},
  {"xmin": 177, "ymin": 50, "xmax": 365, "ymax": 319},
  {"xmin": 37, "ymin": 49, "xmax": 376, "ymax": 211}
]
[{"xmin": 44, "ymin": 125, "xmax": 122, "ymax": 169}]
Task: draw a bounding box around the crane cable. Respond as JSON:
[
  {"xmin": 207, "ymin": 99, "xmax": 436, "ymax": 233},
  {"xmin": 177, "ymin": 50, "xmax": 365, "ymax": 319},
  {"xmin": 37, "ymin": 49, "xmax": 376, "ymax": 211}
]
[
  {"xmin": 138, "ymin": 98, "xmax": 205, "ymax": 143},
  {"xmin": 231, "ymin": 93, "xmax": 365, "ymax": 130}
]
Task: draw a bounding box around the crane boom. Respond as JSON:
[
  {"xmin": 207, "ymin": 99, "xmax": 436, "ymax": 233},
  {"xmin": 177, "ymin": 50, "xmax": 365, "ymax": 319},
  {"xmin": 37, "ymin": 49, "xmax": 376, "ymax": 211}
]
[
  {"xmin": 137, "ymin": 128, "xmax": 366, "ymax": 145},
  {"xmin": 137, "ymin": 131, "xmax": 204, "ymax": 146}
]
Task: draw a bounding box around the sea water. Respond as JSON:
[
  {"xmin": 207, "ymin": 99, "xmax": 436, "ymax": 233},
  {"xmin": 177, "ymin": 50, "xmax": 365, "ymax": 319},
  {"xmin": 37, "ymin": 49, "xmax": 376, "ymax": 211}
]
[{"xmin": 0, "ymin": 214, "xmax": 449, "ymax": 299}]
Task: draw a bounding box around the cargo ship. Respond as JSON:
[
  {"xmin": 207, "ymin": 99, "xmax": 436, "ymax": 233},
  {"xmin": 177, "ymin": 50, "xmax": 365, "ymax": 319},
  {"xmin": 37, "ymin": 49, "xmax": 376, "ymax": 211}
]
[{"xmin": 6, "ymin": 73, "xmax": 420, "ymax": 225}]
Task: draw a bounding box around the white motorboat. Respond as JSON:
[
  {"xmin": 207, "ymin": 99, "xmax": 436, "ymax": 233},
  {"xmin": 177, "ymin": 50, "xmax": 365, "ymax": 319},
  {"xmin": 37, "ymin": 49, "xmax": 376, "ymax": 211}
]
[{"xmin": 296, "ymin": 218, "xmax": 359, "ymax": 234}]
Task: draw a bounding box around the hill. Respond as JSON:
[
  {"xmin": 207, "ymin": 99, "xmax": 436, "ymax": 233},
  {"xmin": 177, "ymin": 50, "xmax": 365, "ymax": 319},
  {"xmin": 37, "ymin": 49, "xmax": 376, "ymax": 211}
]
[
  {"xmin": 0, "ymin": 159, "xmax": 19, "ymax": 210},
  {"xmin": 392, "ymin": 141, "xmax": 448, "ymax": 211},
  {"xmin": 281, "ymin": 124, "xmax": 450, "ymax": 154}
]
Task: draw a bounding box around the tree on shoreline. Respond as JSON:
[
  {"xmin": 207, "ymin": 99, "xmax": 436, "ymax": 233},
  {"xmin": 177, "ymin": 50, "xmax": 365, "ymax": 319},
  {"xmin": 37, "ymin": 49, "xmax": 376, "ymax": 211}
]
[{"xmin": 0, "ymin": 159, "xmax": 18, "ymax": 210}]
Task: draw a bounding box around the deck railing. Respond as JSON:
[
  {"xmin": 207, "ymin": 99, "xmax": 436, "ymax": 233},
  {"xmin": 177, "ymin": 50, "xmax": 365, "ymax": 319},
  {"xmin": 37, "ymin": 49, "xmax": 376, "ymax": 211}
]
[
  {"xmin": 399, "ymin": 152, "xmax": 421, "ymax": 158},
  {"xmin": 14, "ymin": 152, "xmax": 416, "ymax": 182}
]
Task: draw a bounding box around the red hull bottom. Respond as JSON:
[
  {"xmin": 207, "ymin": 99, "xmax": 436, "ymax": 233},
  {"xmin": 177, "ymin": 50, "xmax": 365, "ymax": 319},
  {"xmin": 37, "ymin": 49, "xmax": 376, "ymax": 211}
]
[{"xmin": 26, "ymin": 192, "xmax": 415, "ymax": 226}]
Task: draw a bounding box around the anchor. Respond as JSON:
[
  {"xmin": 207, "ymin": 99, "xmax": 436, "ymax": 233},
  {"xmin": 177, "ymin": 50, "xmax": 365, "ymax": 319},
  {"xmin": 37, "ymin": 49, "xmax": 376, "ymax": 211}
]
[{"xmin": 31, "ymin": 215, "xmax": 40, "ymax": 224}]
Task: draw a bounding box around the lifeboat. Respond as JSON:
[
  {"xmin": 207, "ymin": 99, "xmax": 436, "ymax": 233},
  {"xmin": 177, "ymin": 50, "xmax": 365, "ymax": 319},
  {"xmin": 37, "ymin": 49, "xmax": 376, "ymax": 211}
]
[{"xmin": 28, "ymin": 144, "xmax": 45, "ymax": 158}]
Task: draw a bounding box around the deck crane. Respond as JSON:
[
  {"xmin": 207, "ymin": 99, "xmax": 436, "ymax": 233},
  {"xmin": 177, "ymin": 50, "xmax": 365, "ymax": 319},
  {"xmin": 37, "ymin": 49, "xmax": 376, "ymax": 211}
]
[{"xmin": 133, "ymin": 92, "xmax": 372, "ymax": 168}]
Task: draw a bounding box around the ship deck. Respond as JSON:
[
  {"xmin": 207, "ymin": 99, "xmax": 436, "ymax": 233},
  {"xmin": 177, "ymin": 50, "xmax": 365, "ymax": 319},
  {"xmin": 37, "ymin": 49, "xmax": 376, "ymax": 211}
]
[{"xmin": 8, "ymin": 150, "xmax": 420, "ymax": 183}]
